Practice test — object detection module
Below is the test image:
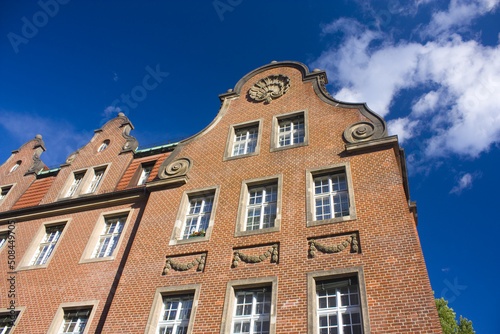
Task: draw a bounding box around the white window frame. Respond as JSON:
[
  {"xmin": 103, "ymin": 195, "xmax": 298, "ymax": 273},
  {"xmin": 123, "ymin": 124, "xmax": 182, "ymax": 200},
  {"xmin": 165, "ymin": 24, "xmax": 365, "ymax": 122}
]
[
  {"xmin": 91, "ymin": 214, "xmax": 127, "ymax": 258},
  {"xmin": 306, "ymin": 163, "xmax": 356, "ymax": 227},
  {"xmin": 232, "ymin": 126, "xmax": 259, "ymax": 157},
  {"xmin": 0, "ymin": 306, "xmax": 26, "ymax": 334},
  {"xmin": 223, "ymin": 120, "xmax": 263, "ymax": 161},
  {"xmin": 220, "ymin": 277, "xmax": 277, "ymax": 334},
  {"xmin": 232, "ymin": 288, "xmax": 272, "ymax": 334},
  {"xmin": 0, "ymin": 233, "xmax": 7, "ymax": 251},
  {"xmin": 9, "ymin": 161, "xmax": 21, "ymax": 173},
  {"xmin": 270, "ymin": 110, "xmax": 309, "ymax": 152},
  {"xmin": 170, "ymin": 186, "xmax": 220, "ymax": 245},
  {"xmin": 157, "ymin": 294, "xmax": 194, "ymax": 334},
  {"xmin": 58, "ymin": 309, "xmax": 92, "ymax": 334},
  {"xmin": 138, "ymin": 165, "xmax": 153, "ymax": 186},
  {"xmin": 97, "ymin": 140, "xmax": 110, "ymax": 152},
  {"xmin": 66, "ymin": 172, "xmax": 86, "ymax": 197},
  {"xmin": 17, "ymin": 220, "xmax": 69, "ymax": 271},
  {"xmin": 46, "ymin": 301, "xmax": 98, "ymax": 334},
  {"xmin": 313, "ymin": 173, "xmax": 350, "ymax": 221},
  {"xmin": 29, "ymin": 224, "xmax": 65, "ymax": 266},
  {"xmin": 80, "ymin": 209, "xmax": 133, "ymax": 264},
  {"xmin": 0, "ymin": 185, "xmax": 13, "ymax": 205},
  {"xmin": 307, "ymin": 267, "xmax": 370, "ymax": 334},
  {"xmin": 86, "ymin": 168, "xmax": 105, "ymax": 194},
  {"xmin": 235, "ymin": 175, "xmax": 282, "ymax": 237},
  {"xmin": 60, "ymin": 164, "xmax": 109, "ymax": 199},
  {"xmin": 145, "ymin": 284, "xmax": 201, "ymax": 334}
]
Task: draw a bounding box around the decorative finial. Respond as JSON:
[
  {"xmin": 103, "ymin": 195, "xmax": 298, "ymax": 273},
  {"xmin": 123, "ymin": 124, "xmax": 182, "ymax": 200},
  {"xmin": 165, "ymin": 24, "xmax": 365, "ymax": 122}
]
[
  {"xmin": 118, "ymin": 112, "xmax": 125, "ymax": 117},
  {"xmin": 35, "ymin": 134, "xmax": 42, "ymax": 139},
  {"xmin": 227, "ymin": 89, "xmax": 233, "ymax": 93},
  {"xmin": 313, "ymin": 69, "xmax": 321, "ymax": 72},
  {"xmin": 271, "ymin": 60, "xmax": 277, "ymax": 64}
]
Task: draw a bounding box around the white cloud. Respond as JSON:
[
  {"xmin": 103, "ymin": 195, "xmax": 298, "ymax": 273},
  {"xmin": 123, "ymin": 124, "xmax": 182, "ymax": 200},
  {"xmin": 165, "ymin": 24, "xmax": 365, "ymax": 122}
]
[
  {"xmin": 311, "ymin": 1, "xmax": 500, "ymax": 159},
  {"xmin": 449, "ymin": 172, "xmax": 474, "ymax": 194},
  {"xmin": 388, "ymin": 118, "xmax": 420, "ymax": 143},
  {"xmin": 421, "ymin": 0, "xmax": 499, "ymax": 38},
  {"xmin": 103, "ymin": 105, "xmax": 122, "ymax": 118},
  {"xmin": 0, "ymin": 110, "xmax": 89, "ymax": 167}
]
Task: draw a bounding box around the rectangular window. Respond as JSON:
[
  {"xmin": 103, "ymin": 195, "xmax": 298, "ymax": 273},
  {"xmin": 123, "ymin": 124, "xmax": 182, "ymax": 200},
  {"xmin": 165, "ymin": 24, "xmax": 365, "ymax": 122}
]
[
  {"xmin": 0, "ymin": 233, "xmax": 8, "ymax": 250},
  {"xmin": 66, "ymin": 172, "xmax": 85, "ymax": 197},
  {"xmin": 232, "ymin": 288, "xmax": 271, "ymax": 334},
  {"xmin": 86, "ymin": 168, "xmax": 105, "ymax": 193},
  {"xmin": 317, "ymin": 278, "xmax": 363, "ymax": 334},
  {"xmin": 59, "ymin": 309, "xmax": 91, "ymax": 334},
  {"xmin": 157, "ymin": 294, "xmax": 194, "ymax": 334},
  {"xmin": 278, "ymin": 116, "xmax": 304, "ymax": 147},
  {"xmin": 306, "ymin": 164, "xmax": 356, "ymax": 227},
  {"xmin": 0, "ymin": 312, "xmax": 18, "ymax": 334},
  {"xmin": 246, "ymin": 184, "xmax": 277, "ymax": 231},
  {"xmin": 314, "ymin": 173, "xmax": 349, "ymax": 220},
  {"xmin": 307, "ymin": 267, "xmax": 369, "ymax": 334},
  {"xmin": 145, "ymin": 285, "xmax": 201, "ymax": 334},
  {"xmin": 138, "ymin": 165, "xmax": 153, "ymax": 186},
  {"xmin": 270, "ymin": 110, "xmax": 309, "ymax": 152},
  {"xmin": 0, "ymin": 186, "xmax": 12, "ymax": 200},
  {"xmin": 233, "ymin": 126, "xmax": 259, "ymax": 157},
  {"xmin": 235, "ymin": 175, "xmax": 282, "ymax": 238},
  {"xmin": 92, "ymin": 215, "xmax": 127, "ymax": 258},
  {"xmin": 182, "ymin": 195, "xmax": 213, "ymax": 239},
  {"xmin": 224, "ymin": 120, "xmax": 262, "ymax": 161},
  {"xmin": 29, "ymin": 224, "xmax": 64, "ymax": 266},
  {"xmin": 221, "ymin": 277, "xmax": 277, "ymax": 334}
]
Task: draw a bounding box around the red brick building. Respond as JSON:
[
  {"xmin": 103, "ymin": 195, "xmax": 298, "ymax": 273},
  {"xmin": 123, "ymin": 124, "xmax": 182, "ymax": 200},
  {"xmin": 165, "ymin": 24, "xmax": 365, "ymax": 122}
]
[{"xmin": 0, "ymin": 61, "xmax": 441, "ymax": 333}]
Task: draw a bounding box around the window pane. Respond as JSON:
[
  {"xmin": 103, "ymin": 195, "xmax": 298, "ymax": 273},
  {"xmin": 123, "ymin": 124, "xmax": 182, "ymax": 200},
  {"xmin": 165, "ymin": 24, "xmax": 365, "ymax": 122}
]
[{"xmin": 313, "ymin": 173, "xmax": 350, "ymax": 221}]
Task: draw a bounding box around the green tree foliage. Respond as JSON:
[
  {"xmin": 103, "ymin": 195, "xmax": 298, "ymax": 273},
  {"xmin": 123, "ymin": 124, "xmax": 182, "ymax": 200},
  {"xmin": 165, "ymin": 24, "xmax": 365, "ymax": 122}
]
[{"xmin": 435, "ymin": 298, "xmax": 475, "ymax": 334}]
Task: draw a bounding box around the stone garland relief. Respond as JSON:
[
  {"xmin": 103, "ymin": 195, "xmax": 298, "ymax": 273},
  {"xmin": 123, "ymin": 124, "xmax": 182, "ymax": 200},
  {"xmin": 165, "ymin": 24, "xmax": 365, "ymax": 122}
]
[
  {"xmin": 232, "ymin": 244, "xmax": 279, "ymax": 268},
  {"xmin": 308, "ymin": 233, "xmax": 359, "ymax": 258},
  {"xmin": 162, "ymin": 253, "xmax": 206, "ymax": 275},
  {"xmin": 248, "ymin": 74, "xmax": 291, "ymax": 104}
]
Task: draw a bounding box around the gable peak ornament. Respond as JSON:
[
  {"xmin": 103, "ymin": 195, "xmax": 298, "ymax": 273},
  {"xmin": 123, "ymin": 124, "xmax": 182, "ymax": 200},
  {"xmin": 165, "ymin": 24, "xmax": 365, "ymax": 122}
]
[{"xmin": 249, "ymin": 74, "xmax": 291, "ymax": 104}]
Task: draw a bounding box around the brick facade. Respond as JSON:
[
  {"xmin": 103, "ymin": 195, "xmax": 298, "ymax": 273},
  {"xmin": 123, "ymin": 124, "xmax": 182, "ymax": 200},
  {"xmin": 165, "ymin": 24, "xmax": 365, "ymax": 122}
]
[{"xmin": 0, "ymin": 61, "xmax": 441, "ymax": 333}]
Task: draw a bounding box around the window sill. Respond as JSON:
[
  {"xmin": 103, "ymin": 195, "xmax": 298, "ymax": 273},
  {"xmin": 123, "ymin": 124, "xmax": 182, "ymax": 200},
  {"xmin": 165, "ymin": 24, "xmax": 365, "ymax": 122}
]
[
  {"xmin": 223, "ymin": 151, "xmax": 259, "ymax": 162},
  {"xmin": 79, "ymin": 256, "xmax": 116, "ymax": 264},
  {"xmin": 306, "ymin": 214, "xmax": 357, "ymax": 227},
  {"xmin": 235, "ymin": 225, "xmax": 280, "ymax": 238},
  {"xmin": 270, "ymin": 141, "xmax": 308, "ymax": 152},
  {"xmin": 170, "ymin": 236, "xmax": 209, "ymax": 245}
]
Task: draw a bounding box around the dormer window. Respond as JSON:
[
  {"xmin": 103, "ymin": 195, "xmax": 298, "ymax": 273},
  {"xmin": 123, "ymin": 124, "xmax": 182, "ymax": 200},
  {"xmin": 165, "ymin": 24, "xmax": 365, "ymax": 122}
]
[
  {"xmin": 138, "ymin": 165, "xmax": 153, "ymax": 186},
  {"xmin": 61, "ymin": 165, "xmax": 108, "ymax": 199},
  {"xmin": 66, "ymin": 172, "xmax": 85, "ymax": 197},
  {"xmin": 86, "ymin": 168, "xmax": 105, "ymax": 193},
  {"xmin": 98, "ymin": 140, "xmax": 110, "ymax": 152}
]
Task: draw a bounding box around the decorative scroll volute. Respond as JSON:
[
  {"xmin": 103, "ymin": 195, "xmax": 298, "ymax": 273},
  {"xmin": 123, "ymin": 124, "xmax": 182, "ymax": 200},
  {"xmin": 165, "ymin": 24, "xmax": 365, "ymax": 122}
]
[
  {"xmin": 248, "ymin": 75, "xmax": 291, "ymax": 104},
  {"xmin": 158, "ymin": 157, "xmax": 192, "ymax": 180}
]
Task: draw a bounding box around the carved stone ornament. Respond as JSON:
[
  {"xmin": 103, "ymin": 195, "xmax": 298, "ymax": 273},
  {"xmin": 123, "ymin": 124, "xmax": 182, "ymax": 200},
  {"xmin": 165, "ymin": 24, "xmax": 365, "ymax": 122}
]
[
  {"xmin": 158, "ymin": 158, "xmax": 192, "ymax": 180},
  {"xmin": 162, "ymin": 253, "xmax": 206, "ymax": 275},
  {"xmin": 343, "ymin": 121, "xmax": 377, "ymax": 143},
  {"xmin": 232, "ymin": 244, "xmax": 278, "ymax": 268},
  {"xmin": 248, "ymin": 75, "xmax": 291, "ymax": 104},
  {"xmin": 309, "ymin": 234, "xmax": 359, "ymax": 258}
]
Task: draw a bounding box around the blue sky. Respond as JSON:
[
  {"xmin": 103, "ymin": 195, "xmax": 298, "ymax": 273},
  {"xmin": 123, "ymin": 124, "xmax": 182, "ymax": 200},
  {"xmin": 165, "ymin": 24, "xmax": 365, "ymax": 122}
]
[{"xmin": 1, "ymin": 0, "xmax": 499, "ymax": 331}]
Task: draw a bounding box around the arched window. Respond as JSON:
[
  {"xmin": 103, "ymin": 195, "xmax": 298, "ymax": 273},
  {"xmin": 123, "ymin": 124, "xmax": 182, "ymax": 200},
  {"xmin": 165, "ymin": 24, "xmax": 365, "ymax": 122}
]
[{"xmin": 98, "ymin": 140, "xmax": 110, "ymax": 152}]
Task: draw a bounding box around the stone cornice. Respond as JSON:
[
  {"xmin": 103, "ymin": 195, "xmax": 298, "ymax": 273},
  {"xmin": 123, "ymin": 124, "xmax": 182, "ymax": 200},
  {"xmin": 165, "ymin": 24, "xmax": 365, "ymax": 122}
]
[{"xmin": 0, "ymin": 187, "xmax": 146, "ymax": 223}]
